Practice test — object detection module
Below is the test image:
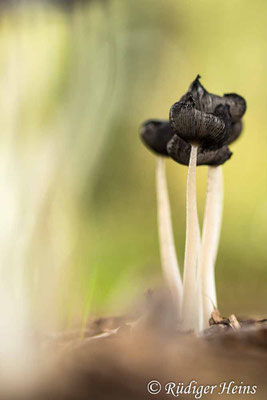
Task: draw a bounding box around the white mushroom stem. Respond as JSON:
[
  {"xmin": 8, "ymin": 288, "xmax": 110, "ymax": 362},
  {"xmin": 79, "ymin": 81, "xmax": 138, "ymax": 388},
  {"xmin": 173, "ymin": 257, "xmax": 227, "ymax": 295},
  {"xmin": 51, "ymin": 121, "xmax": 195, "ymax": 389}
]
[
  {"xmin": 200, "ymin": 165, "xmax": 223, "ymax": 328},
  {"xmin": 156, "ymin": 156, "xmax": 183, "ymax": 317},
  {"xmin": 181, "ymin": 144, "xmax": 201, "ymax": 332}
]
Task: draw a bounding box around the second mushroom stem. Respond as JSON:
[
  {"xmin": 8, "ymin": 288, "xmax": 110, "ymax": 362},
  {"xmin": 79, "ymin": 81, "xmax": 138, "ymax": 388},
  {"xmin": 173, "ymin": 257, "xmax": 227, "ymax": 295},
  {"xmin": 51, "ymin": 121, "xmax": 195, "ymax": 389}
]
[
  {"xmin": 200, "ymin": 165, "xmax": 224, "ymax": 328},
  {"xmin": 156, "ymin": 156, "xmax": 183, "ymax": 318},
  {"xmin": 181, "ymin": 144, "xmax": 201, "ymax": 332}
]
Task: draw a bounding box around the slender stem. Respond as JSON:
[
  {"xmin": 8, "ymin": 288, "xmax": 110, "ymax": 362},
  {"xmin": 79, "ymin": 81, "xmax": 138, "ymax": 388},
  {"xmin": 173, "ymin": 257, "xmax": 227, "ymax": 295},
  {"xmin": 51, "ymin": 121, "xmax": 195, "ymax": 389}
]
[
  {"xmin": 200, "ymin": 166, "xmax": 223, "ymax": 328},
  {"xmin": 181, "ymin": 144, "xmax": 201, "ymax": 332},
  {"xmin": 156, "ymin": 156, "xmax": 183, "ymax": 318}
]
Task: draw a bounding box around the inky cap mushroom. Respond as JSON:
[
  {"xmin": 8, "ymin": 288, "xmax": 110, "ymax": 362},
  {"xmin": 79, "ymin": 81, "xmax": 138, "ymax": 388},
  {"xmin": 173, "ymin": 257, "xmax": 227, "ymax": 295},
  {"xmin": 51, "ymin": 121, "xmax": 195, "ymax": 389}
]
[
  {"xmin": 140, "ymin": 119, "xmax": 174, "ymax": 156},
  {"xmin": 180, "ymin": 75, "xmax": 247, "ymax": 123},
  {"xmin": 227, "ymin": 120, "xmax": 243, "ymax": 145},
  {"xmin": 223, "ymin": 93, "xmax": 246, "ymax": 123},
  {"xmin": 180, "ymin": 74, "xmax": 223, "ymax": 114},
  {"xmin": 169, "ymin": 97, "xmax": 231, "ymax": 149},
  {"xmin": 167, "ymin": 134, "xmax": 232, "ymax": 166}
]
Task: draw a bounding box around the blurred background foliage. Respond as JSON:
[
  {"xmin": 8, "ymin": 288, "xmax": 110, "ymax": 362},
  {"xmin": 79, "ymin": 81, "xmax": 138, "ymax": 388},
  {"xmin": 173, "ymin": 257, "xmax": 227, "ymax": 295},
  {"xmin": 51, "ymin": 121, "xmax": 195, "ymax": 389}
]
[{"xmin": 0, "ymin": 0, "xmax": 266, "ymax": 332}]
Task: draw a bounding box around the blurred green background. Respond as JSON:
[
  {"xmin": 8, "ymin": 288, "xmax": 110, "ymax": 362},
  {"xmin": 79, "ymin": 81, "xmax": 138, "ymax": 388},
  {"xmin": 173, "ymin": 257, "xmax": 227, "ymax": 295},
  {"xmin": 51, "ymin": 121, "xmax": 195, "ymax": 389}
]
[{"xmin": 0, "ymin": 0, "xmax": 266, "ymax": 330}]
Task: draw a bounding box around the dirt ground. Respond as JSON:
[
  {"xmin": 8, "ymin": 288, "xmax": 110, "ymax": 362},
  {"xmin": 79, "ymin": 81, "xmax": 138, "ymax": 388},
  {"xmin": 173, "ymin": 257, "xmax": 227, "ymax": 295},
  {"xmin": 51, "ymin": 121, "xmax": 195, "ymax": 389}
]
[{"xmin": 1, "ymin": 292, "xmax": 266, "ymax": 400}]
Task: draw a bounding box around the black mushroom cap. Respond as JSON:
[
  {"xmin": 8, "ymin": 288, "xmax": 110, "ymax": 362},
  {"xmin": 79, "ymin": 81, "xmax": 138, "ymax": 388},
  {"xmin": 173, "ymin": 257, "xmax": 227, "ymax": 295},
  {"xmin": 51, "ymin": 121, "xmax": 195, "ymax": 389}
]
[
  {"xmin": 180, "ymin": 74, "xmax": 223, "ymax": 114},
  {"xmin": 169, "ymin": 97, "xmax": 231, "ymax": 149},
  {"xmin": 227, "ymin": 120, "xmax": 243, "ymax": 145},
  {"xmin": 167, "ymin": 134, "xmax": 232, "ymax": 166},
  {"xmin": 180, "ymin": 75, "xmax": 247, "ymax": 123},
  {"xmin": 223, "ymin": 93, "xmax": 247, "ymax": 122},
  {"xmin": 140, "ymin": 77, "xmax": 246, "ymax": 158},
  {"xmin": 140, "ymin": 119, "xmax": 174, "ymax": 156}
]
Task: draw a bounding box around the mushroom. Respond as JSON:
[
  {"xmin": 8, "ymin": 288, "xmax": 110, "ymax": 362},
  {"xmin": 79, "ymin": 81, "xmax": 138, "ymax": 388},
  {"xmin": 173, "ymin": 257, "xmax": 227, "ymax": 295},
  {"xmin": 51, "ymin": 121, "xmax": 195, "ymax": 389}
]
[
  {"xmin": 200, "ymin": 113, "xmax": 246, "ymax": 329},
  {"xmin": 140, "ymin": 120, "xmax": 183, "ymax": 317},
  {"xmin": 180, "ymin": 75, "xmax": 246, "ymax": 121},
  {"xmin": 180, "ymin": 76, "xmax": 247, "ymax": 329},
  {"xmin": 167, "ymin": 135, "xmax": 233, "ymax": 331},
  {"xmin": 139, "ymin": 76, "xmax": 246, "ymax": 333},
  {"xmin": 167, "ymin": 134, "xmax": 232, "ymax": 167},
  {"xmin": 169, "ymin": 95, "xmax": 230, "ymax": 332}
]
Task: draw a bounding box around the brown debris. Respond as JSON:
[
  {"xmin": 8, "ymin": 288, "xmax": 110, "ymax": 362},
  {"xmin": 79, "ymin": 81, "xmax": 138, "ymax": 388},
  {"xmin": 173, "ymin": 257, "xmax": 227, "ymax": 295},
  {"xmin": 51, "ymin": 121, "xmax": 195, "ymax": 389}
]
[
  {"xmin": 229, "ymin": 314, "xmax": 241, "ymax": 330},
  {"xmin": 209, "ymin": 308, "xmax": 230, "ymax": 326}
]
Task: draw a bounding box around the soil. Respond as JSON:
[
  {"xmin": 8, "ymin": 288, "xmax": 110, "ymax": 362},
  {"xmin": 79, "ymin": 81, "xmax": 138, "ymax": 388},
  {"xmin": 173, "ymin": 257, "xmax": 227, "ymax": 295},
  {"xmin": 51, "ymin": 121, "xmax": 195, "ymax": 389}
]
[{"xmin": 2, "ymin": 291, "xmax": 267, "ymax": 400}]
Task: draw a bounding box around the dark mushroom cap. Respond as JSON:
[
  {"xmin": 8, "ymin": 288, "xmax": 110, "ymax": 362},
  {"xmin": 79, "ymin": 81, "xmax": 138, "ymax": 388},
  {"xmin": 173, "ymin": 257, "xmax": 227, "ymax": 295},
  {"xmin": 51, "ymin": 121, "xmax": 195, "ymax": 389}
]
[
  {"xmin": 180, "ymin": 75, "xmax": 223, "ymax": 114},
  {"xmin": 180, "ymin": 75, "xmax": 246, "ymax": 123},
  {"xmin": 227, "ymin": 120, "xmax": 243, "ymax": 145},
  {"xmin": 167, "ymin": 134, "xmax": 232, "ymax": 166},
  {"xmin": 169, "ymin": 97, "xmax": 231, "ymax": 149},
  {"xmin": 140, "ymin": 119, "xmax": 174, "ymax": 156},
  {"xmin": 140, "ymin": 77, "xmax": 245, "ymax": 160},
  {"xmin": 223, "ymin": 93, "xmax": 246, "ymax": 122}
]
